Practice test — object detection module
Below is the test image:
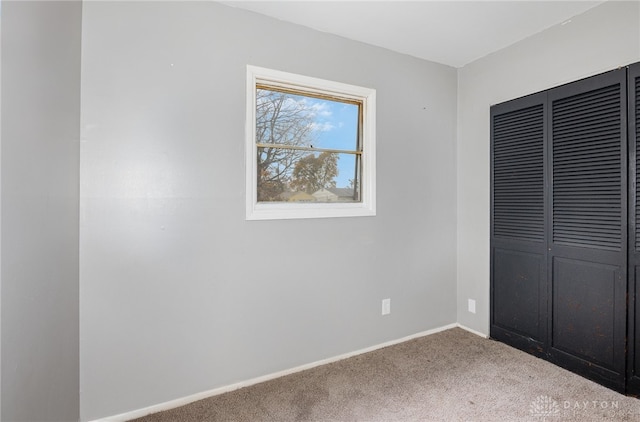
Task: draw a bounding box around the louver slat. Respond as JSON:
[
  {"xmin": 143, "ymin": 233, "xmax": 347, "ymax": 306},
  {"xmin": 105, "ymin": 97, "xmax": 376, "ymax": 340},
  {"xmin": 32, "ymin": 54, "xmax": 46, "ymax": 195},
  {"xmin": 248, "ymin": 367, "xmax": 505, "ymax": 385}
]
[
  {"xmin": 635, "ymin": 75, "xmax": 640, "ymax": 251},
  {"xmin": 553, "ymin": 84, "xmax": 622, "ymax": 251},
  {"xmin": 493, "ymin": 105, "xmax": 544, "ymax": 242}
]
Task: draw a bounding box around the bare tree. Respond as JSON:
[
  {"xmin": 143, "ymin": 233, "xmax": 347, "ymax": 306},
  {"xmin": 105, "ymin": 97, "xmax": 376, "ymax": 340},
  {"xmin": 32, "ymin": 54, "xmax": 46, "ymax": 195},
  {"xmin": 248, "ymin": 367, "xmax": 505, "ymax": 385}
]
[{"xmin": 256, "ymin": 89, "xmax": 318, "ymax": 201}]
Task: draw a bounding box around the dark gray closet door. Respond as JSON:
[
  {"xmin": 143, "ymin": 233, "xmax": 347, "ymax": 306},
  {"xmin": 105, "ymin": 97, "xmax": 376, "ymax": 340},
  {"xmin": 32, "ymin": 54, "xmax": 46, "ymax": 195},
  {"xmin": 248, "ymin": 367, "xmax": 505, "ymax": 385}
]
[
  {"xmin": 547, "ymin": 68, "xmax": 627, "ymax": 392},
  {"xmin": 628, "ymin": 62, "xmax": 640, "ymax": 396},
  {"xmin": 490, "ymin": 92, "xmax": 548, "ymax": 356}
]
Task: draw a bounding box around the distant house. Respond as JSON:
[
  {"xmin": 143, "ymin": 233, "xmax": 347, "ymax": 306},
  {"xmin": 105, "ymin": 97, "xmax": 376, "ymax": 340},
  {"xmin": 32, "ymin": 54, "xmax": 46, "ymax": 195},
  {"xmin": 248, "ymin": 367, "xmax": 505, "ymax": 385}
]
[
  {"xmin": 286, "ymin": 191, "xmax": 316, "ymax": 202},
  {"xmin": 278, "ymin": 191, "xmax": 315, "ymax": 202},
  {"xmin": 312, "ymin": 188, "xmax": 357, "ymax": 202}
]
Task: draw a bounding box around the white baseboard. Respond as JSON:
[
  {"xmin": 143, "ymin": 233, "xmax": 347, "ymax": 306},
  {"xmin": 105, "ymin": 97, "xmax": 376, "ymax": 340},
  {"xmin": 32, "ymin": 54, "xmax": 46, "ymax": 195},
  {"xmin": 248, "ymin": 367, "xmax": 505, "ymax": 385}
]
[
  {"xmin": 91, "ymin": 322, "xmax": 459, "ymax": 422},
  {"xmin": 456, "ymin": 323, "xmax": 489, "ymax": 338}
]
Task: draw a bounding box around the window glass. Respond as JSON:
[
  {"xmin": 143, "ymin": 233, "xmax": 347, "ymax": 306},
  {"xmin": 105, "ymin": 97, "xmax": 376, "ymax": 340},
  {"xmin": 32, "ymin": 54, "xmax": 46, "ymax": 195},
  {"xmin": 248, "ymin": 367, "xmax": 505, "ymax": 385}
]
[{"xmin": 256, "ymin": 88, "xmax": 361, "ymax": 203}]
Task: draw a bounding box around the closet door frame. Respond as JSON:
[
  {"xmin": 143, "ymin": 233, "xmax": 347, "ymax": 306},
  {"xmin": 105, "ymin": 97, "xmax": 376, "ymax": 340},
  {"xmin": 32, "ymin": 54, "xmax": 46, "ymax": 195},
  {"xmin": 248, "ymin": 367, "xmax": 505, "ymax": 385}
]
[
  {"xmin": 627, "ymin": 62, "xmax": 640, "ymax": 396},
  {"xmin": 491, "ymin": 65, "xmax": 632, "ymax": 394}
]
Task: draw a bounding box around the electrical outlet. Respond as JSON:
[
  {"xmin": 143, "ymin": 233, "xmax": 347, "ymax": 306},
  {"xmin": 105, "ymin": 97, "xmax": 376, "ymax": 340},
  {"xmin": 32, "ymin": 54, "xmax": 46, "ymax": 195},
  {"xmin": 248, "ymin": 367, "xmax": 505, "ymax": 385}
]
[
  {"xmin": 382, "ymin": 298, "xmax": 391, "ymax": 315},
  {"xmin": 468, "ymin": 299, "xmax": 476, "ymax": 314}
]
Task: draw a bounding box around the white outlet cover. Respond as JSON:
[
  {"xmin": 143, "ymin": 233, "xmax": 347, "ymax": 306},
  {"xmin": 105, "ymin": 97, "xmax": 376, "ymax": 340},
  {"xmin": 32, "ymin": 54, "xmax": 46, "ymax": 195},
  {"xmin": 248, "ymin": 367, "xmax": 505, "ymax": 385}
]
[
  {"xmin": 382, "ymin": 298, "xmax": 391, "ymax": 315},
  {"xmin": 468, "ymin": 299, "xmax": 476, "ymax": 314}
]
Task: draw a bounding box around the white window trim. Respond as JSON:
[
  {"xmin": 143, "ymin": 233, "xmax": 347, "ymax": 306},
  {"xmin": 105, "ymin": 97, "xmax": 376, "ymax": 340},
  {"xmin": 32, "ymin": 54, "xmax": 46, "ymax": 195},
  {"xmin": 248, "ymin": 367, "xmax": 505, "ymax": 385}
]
[{"xmin": 245, "ymin": 65, "xmax": 376, "ymax": 221}]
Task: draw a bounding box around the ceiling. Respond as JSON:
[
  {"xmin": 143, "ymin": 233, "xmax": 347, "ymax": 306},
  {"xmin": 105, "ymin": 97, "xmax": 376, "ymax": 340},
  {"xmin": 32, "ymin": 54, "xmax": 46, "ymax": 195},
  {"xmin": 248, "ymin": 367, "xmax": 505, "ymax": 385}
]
[{"xmin": 222, "ymin": 1, "xmax": 604, "ymax": 68}]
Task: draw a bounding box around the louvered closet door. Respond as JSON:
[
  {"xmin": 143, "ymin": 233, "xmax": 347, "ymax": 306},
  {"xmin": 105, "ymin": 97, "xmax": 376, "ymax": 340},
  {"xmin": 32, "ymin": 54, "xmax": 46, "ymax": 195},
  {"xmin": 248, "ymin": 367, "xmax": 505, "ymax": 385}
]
[
  {"xmin": 490, "ymin": 92, "xmax": 548, "ymax": 356},
  {"xmin": 547, "ymin": 69, "xmax": 627, "ymax": 392},
  {"xmin": 627, "ymin": 63, "xmax": 640, "ymax": 396}
]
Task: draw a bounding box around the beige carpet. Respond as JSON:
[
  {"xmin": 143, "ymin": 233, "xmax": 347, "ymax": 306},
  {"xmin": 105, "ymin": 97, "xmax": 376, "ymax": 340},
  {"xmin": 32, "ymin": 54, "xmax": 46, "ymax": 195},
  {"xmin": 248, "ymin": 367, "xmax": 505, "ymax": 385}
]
[{"xmin": 132, "ymin": 328, "xmax": 640, "ymax": 421}]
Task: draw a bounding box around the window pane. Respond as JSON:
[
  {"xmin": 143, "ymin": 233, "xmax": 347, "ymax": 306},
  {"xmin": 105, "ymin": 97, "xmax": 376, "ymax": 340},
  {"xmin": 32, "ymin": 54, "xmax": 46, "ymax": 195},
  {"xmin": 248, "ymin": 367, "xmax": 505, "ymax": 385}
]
[
  {"xmin": 258, "ymin": 148, "xmax": 360, "ymax": 203},
  {"xmin": 256, "ymin": 88, "xmax": 360, "ymax": 151}
]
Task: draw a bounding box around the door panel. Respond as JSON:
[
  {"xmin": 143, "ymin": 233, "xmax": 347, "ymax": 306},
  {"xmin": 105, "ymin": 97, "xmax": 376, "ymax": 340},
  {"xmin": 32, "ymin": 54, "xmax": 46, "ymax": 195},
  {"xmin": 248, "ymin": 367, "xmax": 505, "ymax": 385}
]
[
  {"xmin": 490, "ymin": 92, "xmax": 547, "ymax": 356},
  {"xmin": 552, "ymin": 257, "xmax": 618, "ymax": 369},
  {"xmin": 630, "ymin": 265, "xmax": 640, "ymax": 395},
  {"xmin": 493, "ymin": 248, "xmax": 543, "ymax": 339},
  {"xmin": 547, "ymin": 68, "xmax": 627, "ymax": 392},
  {"xmin": 627, "ymin": 62, "xmax": 640, "ymax": 396}
]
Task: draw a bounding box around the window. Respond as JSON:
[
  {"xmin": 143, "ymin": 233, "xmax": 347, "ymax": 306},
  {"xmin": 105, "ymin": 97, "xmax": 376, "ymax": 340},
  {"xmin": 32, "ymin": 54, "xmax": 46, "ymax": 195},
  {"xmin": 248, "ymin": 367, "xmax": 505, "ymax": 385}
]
[{"xmin": 246, "ymin": 66, "xmax": 376, "ymax": 220}]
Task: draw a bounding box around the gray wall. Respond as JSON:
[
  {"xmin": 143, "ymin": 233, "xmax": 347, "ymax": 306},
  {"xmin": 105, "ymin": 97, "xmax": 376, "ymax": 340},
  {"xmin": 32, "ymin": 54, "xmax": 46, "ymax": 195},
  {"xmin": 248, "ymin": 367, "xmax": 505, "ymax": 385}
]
[
  {"xmin": 79, "ymin": 2, "xmax": 457, "ymax": 420},
  {"xmin": 456, "ymin": 0, "xmax": 640, "ymax": 334},
  {"xmin": 1, "ymin": 1, "xmax": 82, "ymax": 421}
]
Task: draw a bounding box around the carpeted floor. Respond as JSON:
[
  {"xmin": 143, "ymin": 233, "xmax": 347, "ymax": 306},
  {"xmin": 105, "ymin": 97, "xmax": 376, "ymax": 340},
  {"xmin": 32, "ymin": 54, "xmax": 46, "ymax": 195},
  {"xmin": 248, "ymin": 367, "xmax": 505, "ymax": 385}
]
[{"xmin": 132, "ymin": 328, "xmax": 640, "ymax": 421}]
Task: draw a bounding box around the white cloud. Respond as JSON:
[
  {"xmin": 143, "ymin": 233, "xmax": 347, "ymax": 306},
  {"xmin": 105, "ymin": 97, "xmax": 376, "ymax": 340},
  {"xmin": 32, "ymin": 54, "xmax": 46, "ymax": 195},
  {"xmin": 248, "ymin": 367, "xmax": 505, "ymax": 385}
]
[
  {"xmin": 309, "ymin": 121, "xmax": 335, "ymax": 132},
  {"xmin": 309, "ymin": 101, "xmax": 333, "ymax": 117}
]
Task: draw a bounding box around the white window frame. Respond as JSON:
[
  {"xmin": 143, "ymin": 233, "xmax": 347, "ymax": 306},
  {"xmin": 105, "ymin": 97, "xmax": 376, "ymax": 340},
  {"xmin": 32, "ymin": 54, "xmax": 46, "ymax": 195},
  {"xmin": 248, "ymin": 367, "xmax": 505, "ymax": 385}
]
[{"xmin": 245, "ymin": 65, "xmax": 376, "ymax": 220}]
